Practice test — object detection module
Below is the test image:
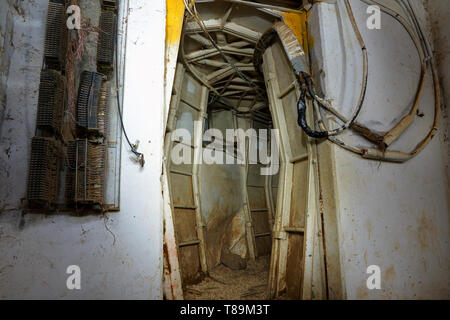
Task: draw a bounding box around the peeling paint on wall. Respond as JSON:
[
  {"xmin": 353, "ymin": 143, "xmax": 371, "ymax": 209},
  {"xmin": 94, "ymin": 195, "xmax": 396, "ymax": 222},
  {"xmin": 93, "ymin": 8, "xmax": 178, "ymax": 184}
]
[
  {"xmin": 309, "ymin": 0, "xmax": 449, "ymax": 300},
  {"xmin": 0, "ymin": 0, "xmax": 166, "ymax": 299}
]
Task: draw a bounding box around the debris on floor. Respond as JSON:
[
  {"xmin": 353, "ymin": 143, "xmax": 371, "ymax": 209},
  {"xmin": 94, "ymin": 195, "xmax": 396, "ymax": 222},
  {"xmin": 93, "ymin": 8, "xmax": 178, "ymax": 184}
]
[{"xmin": 185, "ymin": 255, "xmax": 270, "ymax": 300}]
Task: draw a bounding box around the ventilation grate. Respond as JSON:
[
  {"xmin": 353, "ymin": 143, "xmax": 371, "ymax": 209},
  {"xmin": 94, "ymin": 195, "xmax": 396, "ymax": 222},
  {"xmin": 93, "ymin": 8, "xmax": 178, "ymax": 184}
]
[
  {"xmin": 101, "ymin": 0, "xmax": 118, "ymax": 11},
  {"xmin": 36, "ymin": 70, "xmax": 66, "ymax": 134},
  {"xmin": 66, "ymin": 140, "xmax": 107, "ymax": 205},
  {"xmin": 27, "ymin": 137, "xmax": 61, "ymax": 207},
  {"xmin": 97, "ymin": 80, "xmax": 110, "ymax": 137},
  {"xmin": 97, "ymin": 10, "xmax": 117, "ymax": 72},
  {"xmin": 76, "ymin": 71, "xmax": 108, "ymax": 136},
  {"xmin": 44, "ymin": 2, "xmax": 67, "ymax": 71}
]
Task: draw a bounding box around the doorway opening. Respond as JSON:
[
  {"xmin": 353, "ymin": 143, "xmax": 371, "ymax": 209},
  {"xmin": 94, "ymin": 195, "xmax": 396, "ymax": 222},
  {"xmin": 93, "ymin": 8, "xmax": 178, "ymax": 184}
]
[{"xmin": 163, "ymin": 1, "xmax": 326, "ymax": 300}]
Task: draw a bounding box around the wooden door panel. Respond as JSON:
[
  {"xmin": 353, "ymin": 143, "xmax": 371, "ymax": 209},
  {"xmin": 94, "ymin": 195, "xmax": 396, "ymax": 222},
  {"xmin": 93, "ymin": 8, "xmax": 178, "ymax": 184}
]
[
  {"xmin": 255, "ymin": 236, "xmax": 272, "ymax": 257},
  {"xmin": 252, "ymin": 210, "xmax": 271, "ymax": 235},
  {"xmin": 166, "ymin": 64, "xmax": 208, "ymax": 287},
  {"xmin": 285, "ymin": 233, "xmax": 304, "ymax": 299},
  {"xmin": 263, "ymin": 36, "xmax": 323, "ymax": 299},
  {"xmin": 247, "ymin": 186, "xmax": 267, "ymax": 210},
  {"xmin": 179, "ymin": 245, "xmax": 202, "ymax": 284},
  {"xmin": 174, "ymin": 208, "xmax": 198, "ymax": 242},
  {"xmin": 181, "ymin": 73, "xmax": 204, "ymax": 108},
  {"xmin": 289, "ymin": 161, "xmax": 308, "ymax": 228},
  {"xmin": 170, "ymin": 173, "xmax": 195, "ymax": 207}
]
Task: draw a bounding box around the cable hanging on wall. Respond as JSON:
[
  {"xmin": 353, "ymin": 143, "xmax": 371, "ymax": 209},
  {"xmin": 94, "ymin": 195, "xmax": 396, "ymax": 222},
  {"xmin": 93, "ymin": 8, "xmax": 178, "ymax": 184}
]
[
  {"xmin": 254, "ymin": 0, "xmax": 440, "ymax": 163},
  {"xmin": 115, "ymin": 0, "xmax": 145, "ymax": 167},
  {"xmin": 314, "ymin": 0, "xmax": 440, "ymax": 162}
]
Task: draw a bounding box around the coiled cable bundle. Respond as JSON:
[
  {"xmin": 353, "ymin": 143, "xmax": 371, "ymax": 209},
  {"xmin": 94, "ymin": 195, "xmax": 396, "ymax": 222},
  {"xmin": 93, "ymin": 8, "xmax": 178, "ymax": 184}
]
[{"xmin": 253, "ymin": 0, "xmax": 440, "ymax": 163}]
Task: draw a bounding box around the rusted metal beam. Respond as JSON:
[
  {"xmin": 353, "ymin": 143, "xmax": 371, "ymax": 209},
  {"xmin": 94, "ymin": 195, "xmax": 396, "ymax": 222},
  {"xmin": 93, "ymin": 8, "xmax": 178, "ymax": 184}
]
[
  {"xmin": 284, "ymin": 227, "xmax": 305, "ymax": 234},
  {"xmin": 178, "ymin": 239, "xmax": 201, "ymax": 247}
]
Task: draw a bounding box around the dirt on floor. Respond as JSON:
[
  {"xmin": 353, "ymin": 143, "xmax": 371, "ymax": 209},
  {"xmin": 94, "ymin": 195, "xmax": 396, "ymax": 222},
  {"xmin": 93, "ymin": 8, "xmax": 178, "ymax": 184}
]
[{"xmin": 185, "ymin": 255, "xmax": 270, "ymax": 300}]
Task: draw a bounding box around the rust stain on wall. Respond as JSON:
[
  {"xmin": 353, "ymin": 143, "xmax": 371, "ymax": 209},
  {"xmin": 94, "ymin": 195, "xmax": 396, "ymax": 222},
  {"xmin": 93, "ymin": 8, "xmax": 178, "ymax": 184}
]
[
  {"xmin": 417, "ymin": 211, "xmax": 438, "ymax": 252},
  {"xmin": 356, "ymin": 284, "xmax": 369, "ymax": 299},
  {"xmin": 365, "ymin": 219, "xmax": 373, "ymax": 240},
  {"xmin": 384, "ymin": 265, "xmax": 396, "ymax": 283}
]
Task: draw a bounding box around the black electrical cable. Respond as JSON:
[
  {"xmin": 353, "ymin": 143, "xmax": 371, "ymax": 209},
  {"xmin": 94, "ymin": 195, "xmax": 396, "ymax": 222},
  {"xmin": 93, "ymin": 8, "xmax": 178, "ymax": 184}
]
[
  {"xmin": 114, "ymin": 2, "xmax": 144, "ymax": 167},
  {"xmin": 297, "ymin": 85, "xmax": 329, "ymax": 139},
  {"xmin": 293, "ymin": 0, "xmax": 368, "ymax": 140},
  {"xmin": 300, "ymin": 74, "xmax": 367, "ymax": 139},
  {"xmin": 298, "ymin": 55, "xmax": 368, "ymax": 139}
]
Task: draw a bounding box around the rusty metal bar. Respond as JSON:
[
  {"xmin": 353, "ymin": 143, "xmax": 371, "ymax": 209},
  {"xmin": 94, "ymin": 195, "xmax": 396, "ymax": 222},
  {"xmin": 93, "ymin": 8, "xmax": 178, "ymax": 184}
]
[
  {"xmin": 178, "ymin": 239, "xmax": 201, "ymax": 247},
  {"xmin": 247, "ymin": 184, "xmax": 265, "ymax": 188},
  {"xmin": 173, "ymin": 205, "xmax": 197, "ymax": 210},
  {"xmin": 180, "ymin": 97, "xmax": 202, "ymax": 112},
  {"xmin": 255, "ymin": 232, "xmax": 272, "ymax": 238},
  {"xmin": 284, "ymin": 227, "xmax": 305, "ymax": 234},
  {"xmin": 170, "ymin": 169, "xmax": 193, "ymax": 177},
  {"xmin": 278, "ymin": 80, "xmax": 297, "ymax": 99}
]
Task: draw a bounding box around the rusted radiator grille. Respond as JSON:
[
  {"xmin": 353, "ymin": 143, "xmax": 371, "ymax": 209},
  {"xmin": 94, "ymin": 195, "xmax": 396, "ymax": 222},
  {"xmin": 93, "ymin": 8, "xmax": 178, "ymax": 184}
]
[
  {"xmin": 101, "ymin": 0, "xmax": 118, "ymax": 11},
  {"xmin": 36, "ymin": 70, "xmax": 66, "ymax": 133},
  {"xmin": 66, "ymin": 140, "xmax": 107, "ymax": 205},
  {"xmin": 76, "ymin": 71, "xmax": 108, "ymax": 136},
  {"xmin": 27, "ymin": 137, "xmax": 60, "ymax": 206},
  {"xmin": 44, "ymin": 2, "xmax": 67, "ymax": 71},
  {"xmin": 97, "ymin": 10, "xmax": 117, "ymax": 71},
  {"xmin": 98, "ymin": 81, "xmax": 109, "ymax": 137}
]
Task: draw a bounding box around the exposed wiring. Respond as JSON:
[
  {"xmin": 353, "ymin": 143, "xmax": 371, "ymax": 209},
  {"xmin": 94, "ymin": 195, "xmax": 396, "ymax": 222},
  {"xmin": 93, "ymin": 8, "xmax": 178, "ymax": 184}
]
[
  {"xmin": 180, "ymin": 0, "xmax": 440, "ymax": 163},
  {"xmin": 182, "ymin": 0, "xmax": 267, "ymax": 103},
  {"xmin": 359, "ymin": 0, "xmax": 427, "ymax": 149},
  {"xmin": 300, "ymin": 0, "xmax": 369, "ymax": 138},
  {"xmin": 115, "ymin": 1, "xmax": 145, "ymax": 167},
  {"xmin": 310, "ymin": 0, "xmax": 440, "ymax": 162},
  {"xmin": 221, "ymin": 0, "xmax": 307, "ymax": 14},
  {"xmin": 307, "ymin": 0, "xmax": 425, "ymax": 152},
  {"xmin": 267, "ymin": 0, "xmax": 439, "ymax": 162},
  {"xmin": 288, "ymin": 0, "xmax": 368, "ymax": 139},
  {"xmin": 297, "ymin": 84, "xmax": 328, "ymax": 139}
]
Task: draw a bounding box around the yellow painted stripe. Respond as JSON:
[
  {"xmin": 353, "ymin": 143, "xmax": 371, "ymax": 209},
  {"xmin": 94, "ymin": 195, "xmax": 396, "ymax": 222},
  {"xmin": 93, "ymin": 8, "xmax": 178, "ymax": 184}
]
[
  {"xmin": 166, "ymin": 0, "xmax": 185, "ymax": 47},
  {"xmin": 282, "ymin": 11, "xmax": 310, "ymax": 55}
]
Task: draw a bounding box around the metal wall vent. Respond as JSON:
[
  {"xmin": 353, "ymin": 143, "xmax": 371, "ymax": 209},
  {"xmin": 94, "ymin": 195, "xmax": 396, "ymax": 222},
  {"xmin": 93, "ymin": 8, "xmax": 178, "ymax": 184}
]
[
  {"xmin": 36, "ymin": 70, "xmax": 66, "ymax": 134},
  {"xmin": 76, "ymin": 71, "xmax": 108, "ymax": 137},
  {"xmin": 101, "ymin": 0, "xmax": 118, "ymax": 11},
  {"xmin": 44, "ymin": 1, "xmax": 67, "ymax": 71},
  {"xmin": 97, "ymin": 10, "xmax": 117, "ymax": 72},
  {"xmin": 27, "ymin": 137, "xmax": 61, "ymax": 207},
  {"xmin": 66, "ymin": 140, "xmax": 107, "ymax": 206}
]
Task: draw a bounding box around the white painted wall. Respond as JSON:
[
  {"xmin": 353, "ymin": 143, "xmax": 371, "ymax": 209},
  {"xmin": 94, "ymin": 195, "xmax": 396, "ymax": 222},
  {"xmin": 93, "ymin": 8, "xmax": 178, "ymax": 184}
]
[
  {"xmin": 309, "ymin": 0, "xmax": 449, "ymax": 299},
  {"xmin": 425, "ymin": 0, "xmax": 450, "ymax": 189},
  {"xmin": 426, "ymin": 0, "xmax": 450, "ymax": 111},
  {"xmin": 0, "ymin": 0, "xmax": 166, "ymax": 299},
  {"xmin": 1, "ymin": 0, "xmax": 448, "ymax": 300}
]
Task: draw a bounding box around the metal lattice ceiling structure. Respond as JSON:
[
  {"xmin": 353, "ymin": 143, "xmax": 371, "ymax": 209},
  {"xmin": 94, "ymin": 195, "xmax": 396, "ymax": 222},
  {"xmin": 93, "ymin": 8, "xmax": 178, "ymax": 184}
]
[{"xmin": 180, "ymin": 2, "xmax": 284, "ymax": 113}]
